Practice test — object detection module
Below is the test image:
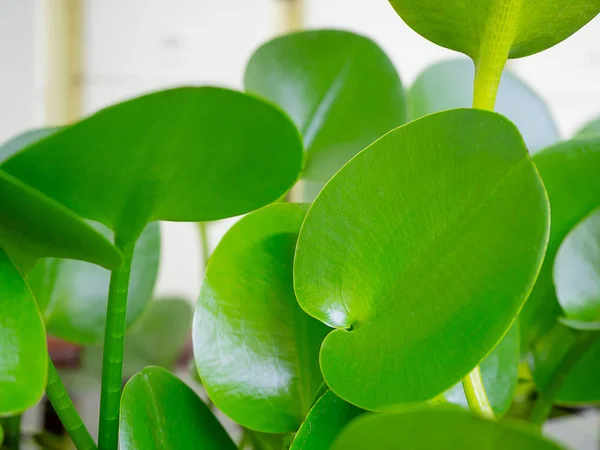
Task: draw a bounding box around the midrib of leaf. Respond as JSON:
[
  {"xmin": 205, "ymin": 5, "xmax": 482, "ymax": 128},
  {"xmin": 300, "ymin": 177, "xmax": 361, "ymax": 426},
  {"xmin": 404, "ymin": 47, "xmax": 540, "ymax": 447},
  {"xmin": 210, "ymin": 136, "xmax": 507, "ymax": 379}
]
[{"xmin": 141, "ymin": 374, "xmax": 167, "ymax": 448}]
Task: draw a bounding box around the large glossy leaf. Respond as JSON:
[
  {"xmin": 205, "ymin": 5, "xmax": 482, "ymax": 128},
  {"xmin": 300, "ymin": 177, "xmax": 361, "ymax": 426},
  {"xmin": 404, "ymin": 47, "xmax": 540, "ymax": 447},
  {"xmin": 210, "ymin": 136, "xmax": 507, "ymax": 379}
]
[
  {"xmin": 408, "ymin": 59, "xmax": 558, "ymax": 153},
  {"xmin": 0, "ymin": 170, "xmax": 121, "ymax": 272},
  {"xmin": 0, "ymin": 250, "xmax": 47, "ymax": 414},
  {"xmin": 521, "ymin": 137, "xmax": 600, "ymax": 350},
  {"xmin": 332, "ymin": 409, "xmax": 564, "ymax": 449},
  {"xmin": 26, "ymin": 223, "xmax": 160, "ymax": 344},
  {"xmin": 194, "ymin": 203, "xmax": 329, "ymax": 432},
  {"xmin": 444, "ymin": 323, "xmax": 519, "ymax": 416},
  {"xmin": 245, "ymin": 30, "xmax": 406, "ymax": 201},
  {"xmin": 1, "ymin": 87, "xmax": 303, "ymax": 241},
  {"xmin": 294, "ymin": 109, "xmax": 549, "ymax": 411},
  {"xmin": 82, "ymin": 298, "xmax": 192, "ymax": 378},
  {"xmin": 388, "ymin": 0, "xmax": 600, "ymax": 60},
  {"xmin": 0, "ymin": 128, "xmax": 60, "ymax": 162},
  {"xmin": 120, "ymin": 366, "xmax": 236, "ymax": 450},
  {"xmin": 290, "ymin": 390, "xmax": 362, "ymax": 450},
  {"xmin": 575, "ymin": 117, "xmax": 600, "ymax": 138}
]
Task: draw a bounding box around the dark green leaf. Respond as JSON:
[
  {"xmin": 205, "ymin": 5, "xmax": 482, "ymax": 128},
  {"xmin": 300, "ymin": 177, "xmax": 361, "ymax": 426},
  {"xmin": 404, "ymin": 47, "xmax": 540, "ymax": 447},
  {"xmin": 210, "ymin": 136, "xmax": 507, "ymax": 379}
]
[
  {"xmin": 408, "ymin": 59, "xmax": 558, "ymax": 153},
  {"xmin": 294, "ymin": 109, "xmax": 549, "ymax": 410},
  {"xmin": 245, "ymin": 30, "xmax": 406, "ymax": 201},
  {"xmin": 332, "ymin": 409, "xmax": 564, "ymax": 449},
  {"xmin": 575, "ymin": 117, "xmax": 600, "ymax": 138},
  {"xmin": 1, "ymin": 87, "xmax": 303, "ymax": 240},
  {"xmin": 0, "ymin": 249, "xmax": 47, "ymax": 414},
  {"xmin": 388, "ymin": 0, "xmax": 599, "ymax": 60},
  {"xmin": 26, "ymin": 223, "xmax": 160, "ymax": 344},
  {"xmin": 290, "ymin": 390, "xmax": 362, "ymax": 450},
  {"xmin": 120, "ymin": 366, "xmax": 236, "ymax": 450},
  {"xmin": 194, "ymin": 203, "xmax": 329, "ymax": 432},
  {"xmin": 81, "ymin": 298, "xmax": 192, "ymax": 377}
]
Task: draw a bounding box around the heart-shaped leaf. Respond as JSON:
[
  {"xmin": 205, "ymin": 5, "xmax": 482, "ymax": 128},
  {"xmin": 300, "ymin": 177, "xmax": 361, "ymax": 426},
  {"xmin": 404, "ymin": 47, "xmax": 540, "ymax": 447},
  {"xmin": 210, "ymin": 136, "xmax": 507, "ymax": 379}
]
[
  {"xmin": 245, "ymin": 30, "xmax": 406, "ymax": 201},
  {"xmin": 194, "ymin": 203, "xmax": 329, "ymax": 432},
  {"xmin": 82, "ymin": 298, "xmax": 192, "ymax": 378},
  {"xmin": 294, "ymin": 109, "xmax": 549, "ymax": 411},
  {"xmin": 520, "ymin": 137, "xmax": 600, "ymax": 350},
  {"xmin": 443, "ymin": 323, "xmax": 519, "ymax": 416},
  {"xmin": 290, "ymin": 390, "xmax": 362, "ymax": 450},
  {"xmin": 26, "ymin": 222, "xmax": 160, "ymax": 345},
  {"xmin": 0, "ymin": 170, "xmax": 121, "ymax": 272},
  {"xmin": 332, "ymin": 409, "xmax": 564, "ymax": 449},
  {"xmin": 388, "ymin": 0, "xmax": 599, "ymax": 60},
  {"xmin": 1, "ymin": 87, "xmax": 303, "ymax": 241},
  {"xmin": 120, "ymin": 366, "xmax": 236, "ymax": 450},
  {"xmin": 408, "ymin": 59, "xmax": 558, "ymax": 153},
  {"xmin": 0, "ymin": 250, "xmax": 47, "ymax": 414},
  {"xmin": 575, "ymin": 117, "xmax": 600, "ymax": 139}
]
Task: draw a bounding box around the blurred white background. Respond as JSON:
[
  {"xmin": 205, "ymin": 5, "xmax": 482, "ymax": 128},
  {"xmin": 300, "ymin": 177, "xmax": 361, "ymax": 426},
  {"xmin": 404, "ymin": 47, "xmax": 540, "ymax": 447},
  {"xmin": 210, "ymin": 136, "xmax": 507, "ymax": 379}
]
[{"xmin": 1, "ymin": 2, "xmax": 599, "ymax": 447}]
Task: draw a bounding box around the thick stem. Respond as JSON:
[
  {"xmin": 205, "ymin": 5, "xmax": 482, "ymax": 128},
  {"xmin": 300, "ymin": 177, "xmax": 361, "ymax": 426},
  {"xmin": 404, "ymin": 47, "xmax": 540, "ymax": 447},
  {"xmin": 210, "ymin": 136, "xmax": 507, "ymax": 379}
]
[
  {"xmin": 46, "ymin": 359, "xmax": 97, "ymax": 450},
  {"xmin": 98, "ymin": 238, "xmax": 135, "ymax": 450},
  {"xmin": 462, "ymin": 366, "xmax": 495, "ymax": 420},
  {"xmin": 0, "ymin": 415, "xmax": 21, "ymax": 449},
  {"xmin": 530, "ymin": 331, "xmax": 598, "ymax": 425}
]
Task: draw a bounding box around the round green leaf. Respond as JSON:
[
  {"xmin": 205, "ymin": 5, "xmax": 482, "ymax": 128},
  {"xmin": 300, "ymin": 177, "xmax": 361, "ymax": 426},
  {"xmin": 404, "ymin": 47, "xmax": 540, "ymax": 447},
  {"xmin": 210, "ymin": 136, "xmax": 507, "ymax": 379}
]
[
  {"xmin": 0, "ymin": 128, "xmax": 61, "ymax": 162},
  {"xmin": 554, "ymin": 209, "xmax": 600, "ymax": 322},
  {"xmin": 1, "ymin": 87, "xmax": 303, "ymax": 240},
  {"xmin": 245, "ymin": 30, "xmax": 406, "ymax": 201},
  {"xmin": 294, "ymin": 109, "xmax": 549, "ymax": 411},
  {"xmin": 408, "ymin": 59, "xmax": 558, "ymax": 153},
  {"xmin": 0, "ymin": 250, "xmax": 47, "ymax": 414},
  {"xmin": 332, "ymin": 409, "xmax": 564, "ymax": 449},
  {"xmin": 388, "ymin": 0, "xmax": 600, "ymax": 60},
  {"xmin": 521, "ymin": 137, "xmax": 600, "ymax": 350},
  {"xmin": 575, "ymin": 117, "xmax": 600, "ymax": 139},
  {"xmin": 290, "ymin": 390, "xmax": 362, "ymax": 450},
  {"xmin": 0, "ymin": 170, "xmax": 121, "ymax": 272},
  {"xmin": 26, "ymin": 223, "xmax": 160, "ymax": 345},
  {"xmin": 81, "ymin": 298, "xmax": 192, "ymax": 377},
  {"xmin": 120, "ymin": 366, "xmax": 236, "ymax": 450},
  {"xmin": 444, "ymin": 322, "xmax": 519, "ymax": 416},
  {"xmin": 194, "ymin": 203, "xmax": 329, "ymax": 433}
]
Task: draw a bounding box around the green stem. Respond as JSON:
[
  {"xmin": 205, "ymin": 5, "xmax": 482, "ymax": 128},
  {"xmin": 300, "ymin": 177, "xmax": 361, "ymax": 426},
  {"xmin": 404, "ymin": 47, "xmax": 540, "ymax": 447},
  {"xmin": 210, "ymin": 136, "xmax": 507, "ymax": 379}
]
[
  {"xmin": 462, "ymin": 366, "xmax": 495, "ymax": 420},
  {"xmin": 0, "ymin": 414, "xmax": 21, "ymax": 449},
  {"xmin": 46, "ymin": 359, "xmax": 97, "ymax": 450},
  {"xmin": 530, "ymin": 330, "xmax": 599, "ymax": 425},
  {"xmin": 198, "ymin": 222, "xmax": 211, "ymax": 269},
  {"xmin": 98, "ymin": 237, "xmax": 135, "ymax": 450}
]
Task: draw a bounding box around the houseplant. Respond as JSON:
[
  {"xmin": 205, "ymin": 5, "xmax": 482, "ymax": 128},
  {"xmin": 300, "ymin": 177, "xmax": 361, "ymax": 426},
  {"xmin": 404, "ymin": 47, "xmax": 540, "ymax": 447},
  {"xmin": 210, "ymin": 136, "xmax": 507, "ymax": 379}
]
[{"xmin": 1, "ymin": 1, "xmax": 599, "ymax": 449}]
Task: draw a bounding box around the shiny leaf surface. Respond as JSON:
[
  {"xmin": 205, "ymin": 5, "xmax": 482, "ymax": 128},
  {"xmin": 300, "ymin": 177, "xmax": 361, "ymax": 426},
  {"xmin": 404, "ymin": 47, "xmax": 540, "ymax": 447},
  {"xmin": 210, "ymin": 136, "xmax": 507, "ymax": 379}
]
[
  {"xmin": 408, "ymin": 59, "xmax": 558, "ymax": 153},
  {"xmin": 194, "ymin": 203, "xmax": 329, "ymax": 432},
  {"xmin": 294, "ymin": 109, "xmax": 549, "ymax": 410},
  {"xmin": 27, "ymin": 223, "xmax": 160, "ymax": 345},
  {"xmin": 290, "ymin": 390, "xmax": 362, "ymax": 450},
  {"xmin": 1, "ymin": 87, "xmax": 303, "ymax": 240},
  {"xmin": 120, "ymin": 366, "xmax": 236, "ymax": 450},
  {"xmin": 245, "ymin": 30, "xmax": 406, "ymax": 201},
  {"xmin": 332, "ymin": 409, "xmax": 564, "ymax": 449},
  {"xmin": 0, "ymin": 250, "xmax": 47, "ymax": 414}
]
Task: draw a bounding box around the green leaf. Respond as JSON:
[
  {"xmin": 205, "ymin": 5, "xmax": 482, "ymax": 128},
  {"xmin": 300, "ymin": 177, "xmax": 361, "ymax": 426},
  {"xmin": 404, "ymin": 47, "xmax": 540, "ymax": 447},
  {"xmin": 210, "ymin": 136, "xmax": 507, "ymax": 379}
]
[
  {"xmin": 0, "ymin": 249, "xmax": 47, "ymax": 414},
  {"xmin": 245, "ymin": 30, "xmax": 406, "ymax": 201},
  {"xmin": 1, "ymin": 87, "xmax": 303, "ymax": 240},
  {"xmin": 331, "ymin": 409, "xmax": 564, "ymax": 449},
  {"xmin": 0, "ymin": 170, "xmax": 121, "ymax": 272},
  {"xmin": 444, "ymin": 323, "xmax": 519, "ymax": 416},
  {"xmin": 520, "ymin": 137, "xmax": 600, "ymax": 350},
  {"xmin": 26, "ymin": 222, "xmax": 160, "ymax": 345},
  {"xmin": 388, "ymin": 0, "xmax": 600, "ymax": 60},
  {"xmin": 0, "ymin": 128, "xmax": 60, "ymax": 162},
  {"xmin": 554, "ymin": 208, "xmax": 600, "ymax": 322},
  {"xmin": 294, "ymin": 109, "xmax": 549, "ymax": 411},
  {"xmin": 194, "ymin": 203, "xmax": 329, "ymax": 433},
  {"xmin": 575, "ymin": 117, "xmax": 600, "ymax": 139},
  {"xmin": 247, "ymin": 431, "xmax": 287, "ymax": 450},
  {"xmin": 0, "ymin": 423, "xmax": 3, "ymax": 447},
  {"xmin": 81, "ymin": 298, "xmax": 192, "ymax": 377},
  {"xmin": 530, "ymin": 323, "xmax": 600, "ymax": 404},
  {"xmin": 290, "ymin": 390, "xmax": 362, "ymax": 450},
  {"xmin": 120, "ymin": 366, "xmax": 236, "ymax": 450},
  {"xmin": 408, "ymin": 59, "xmax": 558, "ymax": 153},
  {"xmin": 559, "ymin": 317, "xmax": 600, "ymax": 331}
]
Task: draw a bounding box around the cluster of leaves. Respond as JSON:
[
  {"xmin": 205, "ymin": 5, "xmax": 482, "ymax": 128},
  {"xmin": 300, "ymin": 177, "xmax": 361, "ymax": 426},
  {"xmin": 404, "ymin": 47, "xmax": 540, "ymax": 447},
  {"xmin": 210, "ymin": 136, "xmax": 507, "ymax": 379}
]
[{"xmin": 1, "ymin": 1, "xmax": 600, "ymax": 449}]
